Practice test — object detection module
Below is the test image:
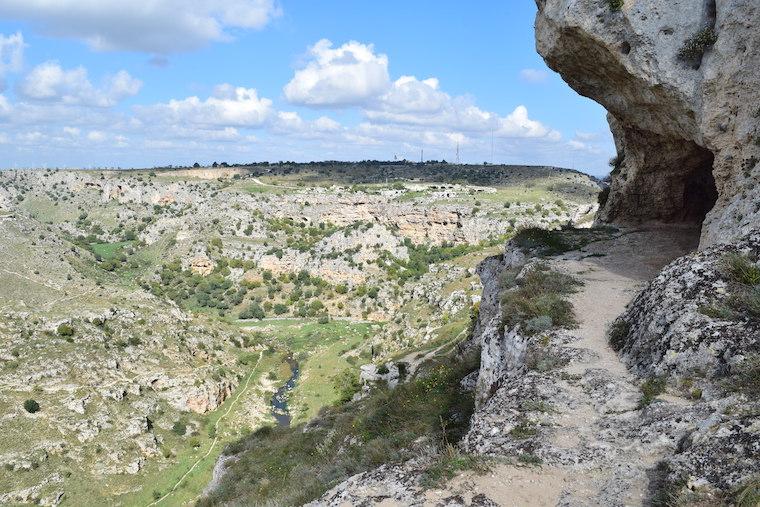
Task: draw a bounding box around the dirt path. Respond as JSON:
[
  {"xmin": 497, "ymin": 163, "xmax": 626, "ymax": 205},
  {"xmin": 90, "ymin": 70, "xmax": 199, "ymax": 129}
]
[{"xmin": 428, "ymin": 227, "xmax": 700, "ymax": 506}]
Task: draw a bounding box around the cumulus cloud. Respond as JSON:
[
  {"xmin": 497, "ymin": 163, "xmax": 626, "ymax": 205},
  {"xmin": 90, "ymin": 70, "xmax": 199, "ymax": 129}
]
[
  {"xmin": 0, "ymin": 0, "xmax": 281, "ymax": 53},
  {"xmin": 18, "ymin": 62, "xmax": 142, "ymax": 107},
  {"xmin": 136, "ymin": 84, "xmax": 273, "ymax": 128},
  {"xmin": 284, "ymin": 39, "xmax": 390, "ymax": 107},
  {"xmin": 364, "ymin": 75, "xmax": 559, "ymax": 140},
  {"xmin": 0, "ymin": 32, "xmax": 25, "ymax": 75},
  {"xmin": 519, "ymin": 68, "xmax": 549, "ymax": 83}
]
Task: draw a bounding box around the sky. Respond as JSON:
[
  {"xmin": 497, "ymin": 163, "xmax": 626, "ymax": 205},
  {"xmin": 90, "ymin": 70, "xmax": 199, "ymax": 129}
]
[{"xmin": 0, "ymin": 1, "xmax": 615, "ymax": 175}]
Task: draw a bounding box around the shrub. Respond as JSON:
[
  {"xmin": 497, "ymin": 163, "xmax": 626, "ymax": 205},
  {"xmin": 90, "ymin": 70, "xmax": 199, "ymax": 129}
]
[
  {"xmin": 524, "ymin": 315, "xmax": 553, "ymax": 334},
  {"xmin": 606, "ymin": 0, "xmax": 624, "ymax": 10},
  {"xmin": 171, "ymin": 420, "xmax": 187, "ymax": 436},
  {"xmin": 638, "ymin": 377, "xmax": 666, "ymax": 408},
  {"xmin": 239, "ymin": 303, "xmax": 265, "ymax": 320},
  {"xmin": 500, "ymin": 265, "xmax": 580, "ymax": 334},
  {"xmin": 332, "ymin": 369, "xmax": 361, "ymax": 404},
  {"xmin": 24, "ymin": 399, "xmax": 40, "ymax": 413},
  {"xmin": 678, "ymin": 27, "xmax": 718, "ymax": 61},
  {"xmin": 56, "ymin": 323, "xmax": 74, "ymax": 337}
]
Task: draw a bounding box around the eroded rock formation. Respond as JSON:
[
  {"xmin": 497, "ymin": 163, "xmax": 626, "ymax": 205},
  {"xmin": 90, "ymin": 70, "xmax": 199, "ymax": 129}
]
[{"xmin": 536, "ymin": 0, "xmax": 760, "ymax": 247}]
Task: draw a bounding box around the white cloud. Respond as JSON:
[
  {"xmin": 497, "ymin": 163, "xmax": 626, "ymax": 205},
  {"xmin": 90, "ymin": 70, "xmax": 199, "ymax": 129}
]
[
  {"xmin": 375, "ymin": 76, "xmax": 448, "ymax": 114},
  {"xmin": 0, "ymin": 32, "xmax": 25, "ymax": 75},
  {"xmin": 105, "ymin": 70, "xmax": 143, "ymax": 101},
  {"xmin": 271, "ymin": 111, "xmax": 343, "ymax": 139},
  {"xmin": 575, "ymin": 130, "xmax": 599, "ymax": 141},
  {"xmin": 519, "ymin": 68, "xmax": 549, "ymax": 83},
  {"xmin": 364, "ymin": 76, "xmax": 559, "ymax": 140},
  {"xmin": 87, "ymin": 130, "xmax": 106, "ymax": 142},
  {"xmin": 19, "ymin": 62, "xmax": 142, "ymax": 107},
  {"xmin": 0, "ymin": 0, "xmax": 281, "ymax": 53},
  {"xmin": 136, "ymin": 84, "xmax": 273, "ymax": 128},
  {"xmin": 495, "ymin": 105, "xmax": 560, "ymax": 140},
  {"xmin": 284, "ymin": 39, "xmax": 390, "ymax": 107},
  {"xmin": 0, "ymin": 94, "xmax": 11, "ymax": 117}
]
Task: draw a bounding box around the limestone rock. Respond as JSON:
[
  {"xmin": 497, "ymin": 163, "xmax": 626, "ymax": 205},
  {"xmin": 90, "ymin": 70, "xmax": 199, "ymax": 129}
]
[
  {"xmin": 613, "ymin": 229, "xmax": 760, "ymax": 378},
  {"xmin": 536, "ymin": 0, "xmax": 760, "ymax": 247},
  {"xmin": 190, "ymin": 256, "xmax": 214, "ymax": 276}
]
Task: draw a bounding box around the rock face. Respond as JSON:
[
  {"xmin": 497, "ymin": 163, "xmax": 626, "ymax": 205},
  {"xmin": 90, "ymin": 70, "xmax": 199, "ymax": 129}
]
[
  {"xmin": 613, "ymin": 230, "xmax": 760, "ymax": 379},
  {"xmin": 535, "ymin": 0, "xmax": 760, "ymax": 247}
]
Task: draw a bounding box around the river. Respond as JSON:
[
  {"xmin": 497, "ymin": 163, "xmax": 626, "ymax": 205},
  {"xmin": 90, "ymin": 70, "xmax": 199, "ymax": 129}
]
[{"xmin": 271, "ymin": 358, "xmax": 300, "ymax": 426}]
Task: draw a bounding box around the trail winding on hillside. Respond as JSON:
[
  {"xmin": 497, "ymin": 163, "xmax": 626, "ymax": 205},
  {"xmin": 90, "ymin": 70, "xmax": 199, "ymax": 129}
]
[{"xmin": 432, "ymin": 227, "xmax": 700, "ymax": 505}]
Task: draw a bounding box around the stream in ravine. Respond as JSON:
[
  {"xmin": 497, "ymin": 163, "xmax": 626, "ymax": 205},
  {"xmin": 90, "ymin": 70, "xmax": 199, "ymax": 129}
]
[{"xmin": 270, "ymin": 358, "xmax": 299, "ymax": 426}]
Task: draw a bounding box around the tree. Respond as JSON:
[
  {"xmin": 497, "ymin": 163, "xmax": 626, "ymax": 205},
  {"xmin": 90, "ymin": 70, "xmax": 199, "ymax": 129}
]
[
  {"xmin": 24, "ymin": 399, "xmax": 40, "ymax": 413},
  {"xmin": 239, "ymin": 303, "xmax": 265, "ymax": 320},
  {"xmin": 171, "ymin": 420, "xmax": 187, "ymax": 436},
  {"xmin": 193, "ymin": 162, "xmax": 201, "ymax": 168}
]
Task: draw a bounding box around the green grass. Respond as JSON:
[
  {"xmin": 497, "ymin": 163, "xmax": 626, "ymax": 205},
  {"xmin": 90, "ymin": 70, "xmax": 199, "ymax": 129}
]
[
  {"xmin": 240, "ymin": 318, "xmax": 374, "ymax": 353},
  {"xmin": 720, "ymin": 253, "xmax": 760, "ymax": 321},
  {"xmin": 734, "ymin": 478, "xmax": 760, "ymax": 507},
  {"xmin": 199, "ymin": 353, "xmax": 478, "ymax": 506},
  {"xmin": 500, "ymin": 264, "xmax": 581, "ymax": 334},
  {"xmin": 89, "ymin": 241, "xmax": 133, "ymax": 259},
  {"xmin": 724, "ymin": 253, "xmax": 760, "ymax": 286},
  {"xmin": 240, "ymin": 318, "xmax": 375, "ymax": 423},
  {"xmin": 419, "ymin": 444, "xmax": 486, "ymax": 488}
]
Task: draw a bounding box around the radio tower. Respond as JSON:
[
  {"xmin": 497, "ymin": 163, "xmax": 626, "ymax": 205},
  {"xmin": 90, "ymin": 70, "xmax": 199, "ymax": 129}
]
[{"xmin": 456, "ymin": 142, "xmax": 460, "ymax": 164}]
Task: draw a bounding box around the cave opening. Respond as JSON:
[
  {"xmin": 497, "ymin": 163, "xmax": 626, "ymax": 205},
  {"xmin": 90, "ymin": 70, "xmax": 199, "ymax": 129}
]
[
  {"xmin": 609, "ymin": 129, "xmax": 719, "ymax": 238},
  {"xmin": 678, "ymin": 146, "xmax": 718, "ymax": 225}
]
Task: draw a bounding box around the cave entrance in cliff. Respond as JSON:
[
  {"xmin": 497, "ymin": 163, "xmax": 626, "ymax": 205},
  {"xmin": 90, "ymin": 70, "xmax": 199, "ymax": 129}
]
[{"xmin": 678, "ymin": 145, "xmax": 717, "ymax": 226}]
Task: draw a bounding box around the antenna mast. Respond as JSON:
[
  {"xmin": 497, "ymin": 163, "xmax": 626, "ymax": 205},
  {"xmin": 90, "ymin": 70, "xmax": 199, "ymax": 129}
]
[{"xmin": 456, "ymin": 142, "xmax": 460, "ymax": 164}]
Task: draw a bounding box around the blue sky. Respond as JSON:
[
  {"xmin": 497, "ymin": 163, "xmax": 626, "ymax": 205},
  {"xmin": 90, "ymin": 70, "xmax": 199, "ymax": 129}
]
[{"xmin": 0, "ymin": 1, "xmax": 614, "ymax": 175}]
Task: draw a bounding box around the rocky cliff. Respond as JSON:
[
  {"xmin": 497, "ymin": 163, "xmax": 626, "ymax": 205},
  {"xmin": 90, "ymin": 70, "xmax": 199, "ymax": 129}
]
[{"xmin": 535, "ymin": 0, "xmax": 760, "ymax": 247}]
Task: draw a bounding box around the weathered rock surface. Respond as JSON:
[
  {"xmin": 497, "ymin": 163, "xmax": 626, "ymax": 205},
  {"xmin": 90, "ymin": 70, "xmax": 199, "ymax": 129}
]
[
  {"xmin": 614, "ymin": 229, "xmax": 760, "ymax": 379},
  {"xmin": 536, "ymin": 0, "xmax": 760, "ymax": 247}
]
